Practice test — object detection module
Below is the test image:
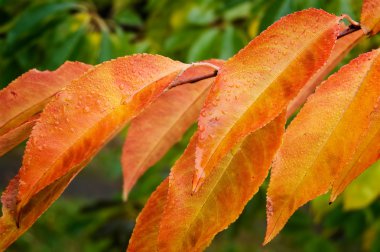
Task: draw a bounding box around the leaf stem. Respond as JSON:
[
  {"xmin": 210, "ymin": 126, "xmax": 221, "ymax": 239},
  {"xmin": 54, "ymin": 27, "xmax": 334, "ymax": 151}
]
[
  {"xmin": 169, "ymin": 63, "xmax": 220, "ymax": 89},
  {"xmin": 338, "ymin": 14, "xmax": 361, "ymax": 39},
  {"xmin": 337, "ymin": 24, "xmax": 362, "ymax": 39}
]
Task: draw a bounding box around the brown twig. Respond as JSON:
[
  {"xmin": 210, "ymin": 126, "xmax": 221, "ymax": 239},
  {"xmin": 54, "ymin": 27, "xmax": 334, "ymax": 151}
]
[
  {"xmin": 337, "ymin": 24, "xmax": 362, "ymax": 39},
  {"xmin": 338, "ymin": 14, "xmax": 362, "ymax": 39}
]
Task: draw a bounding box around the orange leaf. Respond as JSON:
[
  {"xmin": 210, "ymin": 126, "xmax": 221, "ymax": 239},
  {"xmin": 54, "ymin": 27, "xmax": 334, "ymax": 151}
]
[
  {"xmin": 287, "ymin": 29, "xmax": 364, "ymax": 116},
  {"xmin": 194, "ymin": 9, "xmax": 341, "ymax": 191},
  {"xmin": 122, "ymin": 80, "xmax": 211, "ymax": 200},
  {"xmin": 330, "ymin": 97, "xmax": 380, "ymax": 202},
  {"xmin": 127, "ymin": 180, "xmax": 168, "ymax": 252},
  {"xmin": 0, "ymin": 114, "xmax": 40, "ymax": 157},
  {"xmin": 265, "ymin": 49, "xmax": 380, "ymax": 244},
  {"xmin": 0, "ymin": 62, "xmax": 91, "ymax": 141},
  {"xmin": 152, "ymin": 113, "xmax": 285, "ymax": 251},
  {"xmin": 361, "ymin": 0, "xmax": 380, "ymax": 35},
  {"xmin": 122, "ymin": 60, "xmax": 224, "ymax": 200},
  {"xmin": 0, "ymin": 161, "xmax": 85, "ymax": 249},
  {"xmin": 0, "ymin": 62, "xmax": 91, "ymax": 157},
  {"xmin": 0, "ymin": 54, "xmax": 187, "ymax": 250}
]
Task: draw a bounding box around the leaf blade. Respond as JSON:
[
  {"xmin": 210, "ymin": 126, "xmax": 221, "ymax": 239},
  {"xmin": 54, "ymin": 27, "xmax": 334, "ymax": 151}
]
[
  {"xmin": 122, "ymin": 80, "xmax": 211, "ymax": 200},
  {"xmin": 287, "ymin": 28, "xmax": 364, "ymax": 116},
  {"xmin": 127, "ymin": 180, "xmax": 169, "ymax": 252},
  {"xmin": 122, "ymin": 60, "xmax": 224, "ymax": 200},
  {"xmin": 265, "ymin": 49, "xmax": 380, "ymax": 244},
  {"xmin": 0, "ymin": 54, "xmax": 187, "ymax": 250},
  {"xmin": 194, "ymin": 9, "xmax": 340, "ymax": 190},
  {"xmin": 156, "ymin": 113, "xmax": 285, "ymax": 251},
  {"xmin": 0, "ymin": 115, "xmax": 39, "ymax": 157},
  {"xmin": 361, "ymin": 0, "xmax": 380, "ymax": 35},
  {"xmin": 0, "ymin": 61, "xmax": 91, "ymax": 138}
]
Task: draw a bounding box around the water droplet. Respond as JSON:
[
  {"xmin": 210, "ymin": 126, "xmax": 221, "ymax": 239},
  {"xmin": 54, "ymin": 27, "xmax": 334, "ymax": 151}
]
[
  {"xmin": 266, "ymin": 197, "xmax": 274, "ymax": 217},
  {"xmin": 84, "ymin": 106, "xmax": 90, "ymax": 112}
]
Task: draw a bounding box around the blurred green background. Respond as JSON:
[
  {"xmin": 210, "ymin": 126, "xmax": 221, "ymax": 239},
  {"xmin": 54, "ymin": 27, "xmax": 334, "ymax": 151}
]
[{"xmin": 1, "ymin": 0, "xmax": 380, "ymax": 251}]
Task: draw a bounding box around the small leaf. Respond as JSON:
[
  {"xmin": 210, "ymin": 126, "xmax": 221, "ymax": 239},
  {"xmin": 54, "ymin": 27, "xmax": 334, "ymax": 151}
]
[
  {"xmin": 0, "ymin": 61, "xmax": 91, "ymax": 156},
  {"xmin": 0, "ymin": 115, "xmax": 39, "ymax": 157},
  {"xmin": 194, "ymin": 9, "xmax": 340, "ymax": 191},
  {"xmin": 122, "ymin": 60, "xmax": 224, "ymax": 199},
  {"xmin": 121, "ymin": 62, "xmax": 222, "ymax": 200},
  {"xmin": 265, "ymin": 49, "xmax": 380, "ymax": 244},
  {"xmin": 361, "ymin": 0, "xmax": 380, "ymax": 35}
]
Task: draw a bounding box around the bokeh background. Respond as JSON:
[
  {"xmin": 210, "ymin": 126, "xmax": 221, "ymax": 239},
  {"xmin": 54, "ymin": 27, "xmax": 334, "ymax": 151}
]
[{"xmin": 1, "ymin": 0, "xmax": 380, "ymax": 251}]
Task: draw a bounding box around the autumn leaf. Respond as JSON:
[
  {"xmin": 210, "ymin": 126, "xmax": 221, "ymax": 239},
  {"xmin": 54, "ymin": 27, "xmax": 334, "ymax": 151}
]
[
  {"xmin": 287, "ymin": 28, "xmax": 364, "ymax": 116},
  {"xmin": 128, "ymin": 112, "xmax": 285, "ymax": 251},
  {"xmin": 0, "ymin": 54, "xmax": 187, "ymax": 250},
  {"xmin": 265, "ymin": 49, "xmax": 380, "ymax": 244},
  {"xmin": 193, "ymin": 9, "xmax": 341, "ymax": 191},
  {"xmin": 0, "ymin": 115, "xmax": 39, "ymax": 157},
  {"xmin": 122, "ymin": 60, "xmax": 224, "ymax": 200},
  {"xmin": 127, "ymin": 180, "xmax": 169, "ymax": 251},
  {"xmin": 330, "ymin": 97, "xmax": 380, "ymax": 202},
  {"xmin": 361, "ymin": 0, "xmax": 380, "ymax": 35},
  {"xmin": 0, "ymin": 61, "xmax": 92, "ymax": 156}
]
